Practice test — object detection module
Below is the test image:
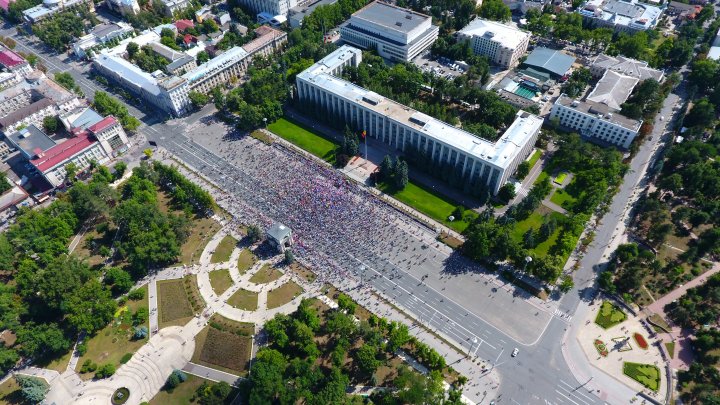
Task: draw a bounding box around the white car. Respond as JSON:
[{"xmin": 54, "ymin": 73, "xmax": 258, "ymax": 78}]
[{"xmin": 511, "ymin": 348, "xmax": 519, "ymax": 357}]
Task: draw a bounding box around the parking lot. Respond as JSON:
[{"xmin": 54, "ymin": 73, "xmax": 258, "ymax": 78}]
[{"xmin": 412, "ymin": 51, "xmax": 466, "ymax": 80}]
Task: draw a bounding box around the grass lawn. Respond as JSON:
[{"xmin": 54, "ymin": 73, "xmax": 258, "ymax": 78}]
[
  {"xmin": 237, "ymin": 249, "xmax": 257, "ymax": 275},
  {"xmin": 158, "ymin": 279, "xmax": 194, "ymax": 328},
  {"xmin": 665, "ymin": 342, "xmax": 675, "ymax": 359},
  {"xmin": 623, "ymin": 362, "xmax": 660, "ymax": 391},
  {"xmin": 528, "ymin": 149, "xmax": 542, "ymax": 169},
  {"xmin": 289, "ymin": 262, "xmax": 316, "ymax": 283},
  {"xmin": 554, "ymin": 172, "xmax": 568, "ymax": 185},
  {"xmin": 549, "ymin": 189, "xmax": 576, "ymax": 209},
  {"xmin": 249, "ymin": 264, "xmax": 283, "ymax": 284},
  {"xmin": 183, "ymin": 274, "xmax": 205, "ymax": 313},
  {"xmin": 378, "ymin": 181, "xmax": 477, "ymax": 233},
  {"xmin": 267, "ymin": 117, "xmax": 337, "ymax": 163},
  {"xmin": 267, "ymin": 281, "xmax": 304, "ymax": 309},
  {"xmin": 510, "ymin": 211, "xmax": 565, "ymax": 258},
  {"xmin": 76, "ymin": 285, "xmax": 149, "ymax": 379},
  {"xmin": 74, "ymin": 228, "xmax": 108, "ymax": 268},
  {"xmin": 534, "ymin": 170, "xmax": 550, "ymax": 185},
  {"xmin": 211, "ymin": 235, "xmax": 237, "ymax": 264},
  {"xmin": 209, "ymin": 269, "xmax": 233, "ymax": 296},
  {"xmin": 227, "ymin": 289, "xmax": 258, "ymax": 311},
  {"xmin": 0, "ymin": 378, "xmax": 23, "ymax": 405},
  {"xmin": 149, "ymin": 374, "xmax": 214, "ymax": 405},
  {"xmin": 192, "ymin": 322, "xmax": 253, "ymax": 376},
  {"xmin": 595, "ymin": 301, "xmax": 627, "ymax": 329}
]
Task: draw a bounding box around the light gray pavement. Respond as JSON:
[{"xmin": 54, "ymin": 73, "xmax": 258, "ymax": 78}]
[{"xmin": 182, "ymin": 362, "xmax": 241, "ymax": 386}]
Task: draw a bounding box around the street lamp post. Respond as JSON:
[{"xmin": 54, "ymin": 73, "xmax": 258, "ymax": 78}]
[
  {"xmin": 263, "ymin": 117, "xmax": 267, "ymax": 128},
  {"xmin": 359, "ymin": 265, "xmax": 365, "ymax": 286},
  {"xmin": 468, "ymin": 337, "xmax": 478, "ymax": 356}
]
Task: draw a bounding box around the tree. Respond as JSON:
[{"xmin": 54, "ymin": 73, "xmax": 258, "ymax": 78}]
[
  {"xmin": 132, "ymin": 307, "xmax": 149, "ymax": 326},
  {"xmin": 128, "ymin": 288, "xmax": 145, "ymax": 300},
  {"xmin": 559, "ymin": 274, "xmax": 574, "ymax": 293},
  {"xmin": 497, "ymin": 183, "xmax": 515, "ymax": 204},
  {"xmin": 247, "ymin": 224, "xmax": 262, "ymax": 243},
  {"xmin": 197, "ymin": 50, "xmax": 210, "ymax": 64},
  {"xmin": 516, "ymin": 161, "xmax": 531, "ymax": 180},
  {"xmin": 104, "ymin": 267, "xmax": 133, "ymax": 295},
  {"xmin": 393, "ymin": 158, "xmax": 408, "ymax": 190},
  {"xmin": 337, "ymin": 293, "xmax": 356, "ymax": 314},
  {"xmin": 685, "ymin": 98, "xmax": 716, "ymax": 129},
  {"xmin": 284, "ymin": 249, "xmax": 295, "ymax": 264},
  {"xmin": 133, "ymin": 326, "xmax": 149, "ymax": 339},
  {"xmin": 143, "ymin": 148, "xmax": 153, "ymax": 159},
  {"xmin": 166, "ymin": 369, "xmax": 187, "ymax": 389},
  {"xmin": 65, "ymin": 162, "xmax": 78, "ymax": 183},
  {"xmin": 189, "ymin": 91, "xmax": 209, "ymax": 108},
  {"xmin": 95, "ymin": 363, "xmax": 116, "ymax": 379},
  {"xmin": 114, "ymin": 161, "xmax": 127, "ymax": 180},
  {"xmin": 387, "ymin": 321, "xmax": 410, "ymax": 352},
  {"xmin": 16, "ymin": 323, "xmax": 71, "ymax": 358},
  {"xmin": 477, "ymin": 0, "xmax": 511, "ymax": 21},
  {"xmin": 126, "ymin": 42, "xmax": 140, "ymax": 59},
  {"xmin": 248, "ymin": 349, "xmax": 288, "ymax": 403},
  {"xmin": 16, "ymin": 375, "xmax": 49, "ymax": 404},
  {"xmin": 64, "ymin": 279, "xmax": 117, "ymax": 334},
  {"xmin": 354, "ymin": 344, "xmax": 381, "ymax": 376},
  {"xmin": 0, "ymin": 345, "xmax": 19, "ymax": 375},
  {"xmin": 689, "ymin": 59, "xmax": 718, "ymax": 94},
  {"xmin": 379, "ymin": 155, "xmax": 394, "ymax": 182}
]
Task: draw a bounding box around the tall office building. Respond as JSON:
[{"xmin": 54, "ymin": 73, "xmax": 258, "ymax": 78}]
[
  {"xmin": 339, "ymin": 1, "xmax": 438, "ymax": 62},
  {"xmin": 457, "ymin": 18, "xmax": 530, "ymax": 68}
]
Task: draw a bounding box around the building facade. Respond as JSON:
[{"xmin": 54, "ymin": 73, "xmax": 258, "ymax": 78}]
[
  {"xmin": 549, "ymin": 95, "xmax": 640, "ymax": 149},
  {"xmin": 457, "ymin": 19, "xmax": 530, "ymax": 68},
  {"xmin": 339, "ymin": 1, "xmax": 438, "ymax": 62},
  {"xmin": 239, "ymin": 0, "xmax": 296, "ymax": 16},
  {"xmin": 296, "ymin": 45, "xmax": 542, "ymax": 195}
]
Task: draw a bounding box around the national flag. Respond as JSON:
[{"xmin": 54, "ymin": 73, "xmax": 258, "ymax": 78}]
[{"xmin": 361, "ymin": 130, "xmax": 366, "ymax": 139}]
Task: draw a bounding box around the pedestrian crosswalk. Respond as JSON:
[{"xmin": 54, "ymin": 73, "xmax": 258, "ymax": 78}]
[{"xmin": 554, "ymin": 308, "xmax": 573, "ymax": 323}]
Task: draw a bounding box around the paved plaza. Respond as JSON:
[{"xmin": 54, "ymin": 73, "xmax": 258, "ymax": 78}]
[{"xmin": 577, "ymin": 301, "xmax": 666, "ymax": 399}]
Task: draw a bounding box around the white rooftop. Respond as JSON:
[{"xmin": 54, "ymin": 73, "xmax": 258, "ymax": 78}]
[
  {"xmin": 298, "ymin": 45, "xmax": 542, "ymax": 170},
  {"xmin": 586, "ymin": 70, "xmax": 638, "ymax": 110},
  {"xmin": 459, "ymin": 18, "xmax": 530, "ymax": 50},
  {"xmin": 182, "ymin": 46, "xmax": 249, "ymax": 83}
]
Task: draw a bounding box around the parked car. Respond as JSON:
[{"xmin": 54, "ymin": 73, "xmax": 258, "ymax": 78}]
[{"xmin": 512, "ymin": 348, "xmax": 519, "ymax": 357}]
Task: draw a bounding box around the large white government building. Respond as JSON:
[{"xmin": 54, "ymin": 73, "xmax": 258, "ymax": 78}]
[
  {"xmin": 296, "ymin": 46, "xmax": 542, "ymax": 195},
  {"xmin": 339, "ymin": 1, "xmax": 438, "ymax": 62},
  {"xmin": 457, "ymin": 18, "xmax": 530, "ymax": 68}
]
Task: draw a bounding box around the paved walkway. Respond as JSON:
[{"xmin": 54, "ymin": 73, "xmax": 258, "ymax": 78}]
[
  {"xmin": 644, "ymin": 262, "xmax": 720, "ymax": 370},
  {"xmin": 182, "ymin": 362, "xmax": 241, "ymax": 386}
]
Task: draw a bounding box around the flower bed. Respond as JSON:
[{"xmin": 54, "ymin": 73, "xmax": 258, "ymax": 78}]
[
  {"xmin": 594, "ymin": 339, "xmax": 608, "ymax": 357},
  {"xmin": 634, "ymin": 333, "xmax": 649, "ymax": 349}
]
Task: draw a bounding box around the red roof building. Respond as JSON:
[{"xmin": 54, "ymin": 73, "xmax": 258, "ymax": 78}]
[
  {"xmin": 183, "ymin": 34, "xmax": 198, "ymax": 47},
  {"xmin": 0, "ymin": 49, "xmax": 26, "ymax": 69},
  {"xmin": 87, "ymin": 115, "xmax": 117, "ymax": 133},
  {"xmin": 175, "ymin": 19, "xmax": 195, "ymax": 32},
  {"xmin": 30, "ymin": 132, "xmax": 97, "ymax": 173}
]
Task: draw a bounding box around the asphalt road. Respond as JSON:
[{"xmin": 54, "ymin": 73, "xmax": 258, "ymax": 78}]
[{"xmin": 1, "ymin": 26, "xmax": 685, "ymax": 404}]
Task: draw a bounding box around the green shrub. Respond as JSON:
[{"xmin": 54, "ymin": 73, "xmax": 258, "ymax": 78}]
[{"xmin": 120, "ymin": 353, "xmax": 132, "ymax": 364}]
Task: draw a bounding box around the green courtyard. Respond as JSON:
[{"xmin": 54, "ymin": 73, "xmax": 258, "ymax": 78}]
[
  {"xmin": 267, "ymin": 118, "xmax": 338, "ymax": 163},
  {"xmin": 623, "ymin": 362, "xmax": 660, "ymax": 391},
  {"xmin": 379, "ymin": 181, "xmax": 477, "ymax": 233}
]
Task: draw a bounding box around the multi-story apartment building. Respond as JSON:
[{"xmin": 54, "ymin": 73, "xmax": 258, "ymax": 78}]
[
  {"xmin": 457, "ymin": 18, "xmax": 530, "ymax": 68},
  {"xmin": 339, "ymin": 1, "xmax": 438, "ymax": 62},
  {"xmin": 296, "ymin": 46, "xmax": 542, "ymax": 195},
  {"xmin": 0, "ymin": 72, "xmax": 81, "ymax": 135}
]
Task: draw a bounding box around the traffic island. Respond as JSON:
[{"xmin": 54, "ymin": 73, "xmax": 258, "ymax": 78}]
[{"xmin": 111, "ymin": 387, "xmax": 130, "ymax": 405}]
